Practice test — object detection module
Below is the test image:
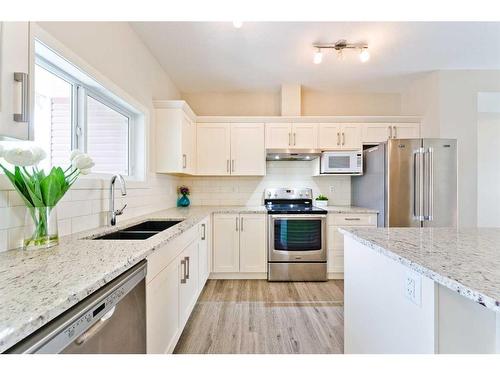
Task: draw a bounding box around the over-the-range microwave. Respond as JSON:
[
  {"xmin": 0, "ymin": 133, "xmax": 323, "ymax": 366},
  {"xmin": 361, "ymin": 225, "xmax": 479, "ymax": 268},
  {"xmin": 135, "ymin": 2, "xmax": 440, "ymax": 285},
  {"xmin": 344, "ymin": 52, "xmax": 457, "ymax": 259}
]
[{"xmin": 320, "ymin": 150, "xmax": 363, "ymax": 175}]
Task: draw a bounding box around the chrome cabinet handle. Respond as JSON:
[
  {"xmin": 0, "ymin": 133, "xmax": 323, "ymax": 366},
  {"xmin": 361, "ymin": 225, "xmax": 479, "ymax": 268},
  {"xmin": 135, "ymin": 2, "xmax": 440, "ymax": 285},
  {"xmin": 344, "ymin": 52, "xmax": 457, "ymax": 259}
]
[
  {"xmin": 344, "ymin": 217, "xmax": 361, "ymax": 221},
  {"xmin": 240, "ymin": 217, "xmax": 244, "ymax": 231},
  {"xmin": 201, "ymin": 223, "xmax": 206, "ymax": 240},
  {"xmin": 337, "ymin": 132, "xmax": 340, "ymax": 145},
  {"xmin": 288, "ymin": 132, "xmax": 291, "ymax": 146},
  {"xmin": 182, "ymin": 154, "xmax": 187, "ymax": 169},
  {"xmin": 232, "ymin": 159, "xmax": 235, "ymax": 173},
  {"xmin": 235, "ymin": 217, "xmax": 239, "ymax": 231},
  {"xmin": 227, "ymin": 160, "xmax": 230, "ymax": 173},
  {"xmin": 389, "ymin": 126, "xmax": 393, "ymax": 139},
  {"xmin": 393, "ymin": 126, "xmax": 397, "ymax": 138},
  {"xmin": 342, "ymin": 132, "xmax": 345, "ymax": 146},
  {"xmin": 180, "ymin": 258, "xmax": 187, "ymax": 284},
  {"xmin": 13, "ymin": 72, "xmax": 29, "ymax": 122},
  {"xmin": 293, "ymin": 133, "xmax": 296, "ymax": 146},
  {"xmin": 186, "ymin": 256, "xmax": 190, "ymax": 280}
]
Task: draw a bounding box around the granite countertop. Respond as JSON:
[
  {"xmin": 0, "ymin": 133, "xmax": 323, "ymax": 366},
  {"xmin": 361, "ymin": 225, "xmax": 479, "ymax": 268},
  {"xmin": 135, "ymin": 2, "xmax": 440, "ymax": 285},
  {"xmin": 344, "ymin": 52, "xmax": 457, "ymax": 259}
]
[
  {"xmin": 323, "ymin": 205, "xmax": 378, "ymax": 214},
  {"xmin": 339, "ymin": 227, "xmax": 500, "ymax": 313},
  {"xmin": 0, "ymin": 205, "xmax": 265, "ymax": 352}
]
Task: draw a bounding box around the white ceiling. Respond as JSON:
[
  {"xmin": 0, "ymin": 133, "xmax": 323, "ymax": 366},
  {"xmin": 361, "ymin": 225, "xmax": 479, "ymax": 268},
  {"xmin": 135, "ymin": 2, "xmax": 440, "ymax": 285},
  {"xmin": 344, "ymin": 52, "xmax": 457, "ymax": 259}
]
[{"xmin": 130, "ymin": 22, "xmax": 500, "ymax": 93}]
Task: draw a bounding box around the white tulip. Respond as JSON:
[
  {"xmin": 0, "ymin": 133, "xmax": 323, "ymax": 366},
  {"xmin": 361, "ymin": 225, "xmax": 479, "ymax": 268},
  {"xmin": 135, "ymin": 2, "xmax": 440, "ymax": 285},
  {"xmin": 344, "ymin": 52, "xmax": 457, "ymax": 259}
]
[
  {"xmin": 70, "ymin": 149, "xmax": 83, "ymax": 161},
  {"xmin": 79, "ymin": 168, "xmax": 92, "ymax": 175},
  {"xmin": 31, "ymin": 146, "xmax": 47, "ymax": 164},
  {"xmin": 72, "ymin": 153, "xmax": 95, "ymax": 171},
  {"xmin": 4, "ymin": 147, "xmax": 37, "ymax": 166}
]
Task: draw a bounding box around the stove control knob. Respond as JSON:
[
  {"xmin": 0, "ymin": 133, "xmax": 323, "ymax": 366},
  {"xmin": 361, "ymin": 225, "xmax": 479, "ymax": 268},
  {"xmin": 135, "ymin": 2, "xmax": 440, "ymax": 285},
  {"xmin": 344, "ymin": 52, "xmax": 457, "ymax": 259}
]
[
  {"xmin": 273, "ymin": 193, "xmax": 278, "ymax": 197},
  {"xmin": 267, "ymin": 192, "xmax": 271, "ymax": 197},
  {"xmin": 299, "ymin": 193, "xmax": 303, "ymax": 197}
]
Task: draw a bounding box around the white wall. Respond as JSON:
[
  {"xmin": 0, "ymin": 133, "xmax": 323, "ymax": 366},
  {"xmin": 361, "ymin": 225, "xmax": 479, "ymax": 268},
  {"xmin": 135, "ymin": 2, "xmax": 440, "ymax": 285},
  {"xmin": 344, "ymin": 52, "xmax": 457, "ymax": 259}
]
[
  {"xmin": 180, "ymin": 161, "xmax": 350, "ymax": 206},
  {"xmin": 401, "ymin": 70, "xmax": 500, "ymax": 227},
  {"xmin": 183, "ymin": 90, "xmax": 401, "ymax": 116},
  {"xmin": 0, "ymin": 22, "xmax": 182, "ymax": 252}
]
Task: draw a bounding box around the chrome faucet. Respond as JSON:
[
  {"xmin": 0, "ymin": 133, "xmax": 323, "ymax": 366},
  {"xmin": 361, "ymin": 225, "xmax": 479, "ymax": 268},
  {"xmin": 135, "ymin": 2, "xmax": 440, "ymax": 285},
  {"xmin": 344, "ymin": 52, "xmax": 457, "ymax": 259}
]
[{"xmin": 108, "ymin": 174, "xmax": 127, "ymax": 226}]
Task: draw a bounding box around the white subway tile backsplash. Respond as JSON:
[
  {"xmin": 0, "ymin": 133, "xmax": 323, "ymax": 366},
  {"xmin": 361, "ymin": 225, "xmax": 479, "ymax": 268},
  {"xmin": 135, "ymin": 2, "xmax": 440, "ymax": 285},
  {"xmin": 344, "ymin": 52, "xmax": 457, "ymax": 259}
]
[
  {"xmin": 8, "ymin": 191, "xmax": 25, "ymax": 207},
  {"xmin": 0, "ymin": 191, "xmax": 8, "ymax": 208},
  {"xmin": 0, "ymin": 230, "xmax": 7, "ymax": 252}
]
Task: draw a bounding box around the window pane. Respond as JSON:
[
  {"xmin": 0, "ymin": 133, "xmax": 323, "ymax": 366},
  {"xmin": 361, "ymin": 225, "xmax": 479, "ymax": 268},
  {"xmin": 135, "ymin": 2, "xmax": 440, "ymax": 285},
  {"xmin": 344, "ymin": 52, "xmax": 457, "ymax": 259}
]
[
  {"xmin": 86, "ymin": 96, "xmax": 129, "ymax": 175},
  {"xmin": 34, "ymin": 64, "xmax": 73, "ymax": 171}
]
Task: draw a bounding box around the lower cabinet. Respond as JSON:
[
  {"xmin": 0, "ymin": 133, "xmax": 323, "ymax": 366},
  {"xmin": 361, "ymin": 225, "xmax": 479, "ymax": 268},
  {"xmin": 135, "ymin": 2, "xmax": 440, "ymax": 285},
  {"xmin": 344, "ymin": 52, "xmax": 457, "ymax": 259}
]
[
  {"xmin": 146, "ymin": 219, "xmax": 209, "ymax": 354},
  {"xmin": 327, "ymin": 213, "xmax": 378, "ymax": 277},
  {"xmin": 213, "ymin": 213, "xmax": 266, "ymax": 274}
]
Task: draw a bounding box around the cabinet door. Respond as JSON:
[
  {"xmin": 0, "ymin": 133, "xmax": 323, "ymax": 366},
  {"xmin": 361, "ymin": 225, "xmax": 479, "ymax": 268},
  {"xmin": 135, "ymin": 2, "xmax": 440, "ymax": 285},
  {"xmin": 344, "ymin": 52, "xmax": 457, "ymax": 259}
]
[
  {"xmin": 292, "ymin": 123, "xmax": 318, "ymax": 149},
  {"xmin": 239, "ymin": 214, "xmax": 267, "ymax": 273},
  {"xmin": 318, "ymin": 123, "xmax": 342, "ymax": 149},
  {"xmin": 179, "ymin": 240, "xmax": 199, "ymax": 326},
  {"xmin": 0, "ymin": 22, "xmax": 30, "ymax": 140},
  {"xmin": 198, "ymin": 218, "xmax": 210, "ymax": 290},
  {"xmin": 213, "ymin": 214, "xmax": 240, "ymax": 273},
  {"xmin": 265, "ymin": 123, "xmax": 291, "ymax": 149},
  {"xmin": 362, "ymin": 123, "xmax": 392, "ymax": 144},
  {"xmin": 146, "ymin": 259, "xmax": 179, "ymax": 354},
  {"xmin": 341, "ymin": 124, "xmax": 362, "ymax": 150},
  {"xmin": 181, "ymin": 115, "xmax": 196, "ymax": 174},
  {"xmin": 393, "ymin": 123, "xmax": 420, "ymax": 139},
  {"xmin": 230, "ymin": 123, "xmax": 265, "ymax": 176},
  {"xmin": 196, "ymin": 123, "xmax": 231, "ymax": 175}
]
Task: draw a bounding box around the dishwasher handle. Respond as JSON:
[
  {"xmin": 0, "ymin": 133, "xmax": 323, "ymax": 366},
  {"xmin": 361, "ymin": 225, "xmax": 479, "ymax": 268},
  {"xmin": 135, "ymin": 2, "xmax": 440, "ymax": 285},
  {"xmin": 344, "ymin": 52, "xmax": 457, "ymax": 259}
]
[{"xmin": 74, "ymin": 306, "xmax": 116, "ymax": 345}]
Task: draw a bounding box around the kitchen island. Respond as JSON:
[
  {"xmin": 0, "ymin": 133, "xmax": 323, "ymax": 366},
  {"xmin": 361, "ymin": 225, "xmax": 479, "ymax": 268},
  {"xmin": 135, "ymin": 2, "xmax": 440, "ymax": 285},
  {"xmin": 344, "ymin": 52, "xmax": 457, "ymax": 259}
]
[{"xmin": 340, "ymin": 227, "xmax": 500, "ymax": 354}]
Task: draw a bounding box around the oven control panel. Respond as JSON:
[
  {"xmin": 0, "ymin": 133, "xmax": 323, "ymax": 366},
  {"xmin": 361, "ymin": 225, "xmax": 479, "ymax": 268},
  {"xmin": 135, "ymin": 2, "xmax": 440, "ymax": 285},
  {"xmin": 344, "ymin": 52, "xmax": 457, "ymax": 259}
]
[{"xmin": 264, "ymin": 188, "xmax": 312, "ymax": 200}]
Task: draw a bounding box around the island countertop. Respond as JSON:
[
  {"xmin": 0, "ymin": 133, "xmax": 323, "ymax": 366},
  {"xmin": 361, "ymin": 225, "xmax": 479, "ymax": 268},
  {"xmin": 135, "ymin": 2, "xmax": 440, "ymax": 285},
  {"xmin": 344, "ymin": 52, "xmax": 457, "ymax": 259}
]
[{"xmin": 339, "ymin": 227, "xmax": 500, "ymax": 313}]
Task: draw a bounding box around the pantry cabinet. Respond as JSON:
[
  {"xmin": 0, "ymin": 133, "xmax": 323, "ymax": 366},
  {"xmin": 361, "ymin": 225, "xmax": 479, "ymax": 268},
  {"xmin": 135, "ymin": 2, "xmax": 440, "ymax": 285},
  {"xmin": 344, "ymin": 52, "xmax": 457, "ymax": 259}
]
[
  {"xmin": 318, "ymin": 123, "xmax": 362, "ymax": 150},
  {"xmin": 155, "ymin": 101, "xmax": 197, "ymax": 175},
  {"xmin": 213, "ymin": 213, "xmax": 266, "ymax": 274},
  {"xmin": 0, "ymin": 22, "xmax": 30, "ymax": 140},
  {"xmin": 197, "ymin": 122, "xmax": 265, "ymax": 176},
  {"xmin": 327, "ymin": 213, "xmax": 378, "ymax": 277},
  {"xmin": 265, "ymin": 123, "xmax": 318, "ymax": 149}
]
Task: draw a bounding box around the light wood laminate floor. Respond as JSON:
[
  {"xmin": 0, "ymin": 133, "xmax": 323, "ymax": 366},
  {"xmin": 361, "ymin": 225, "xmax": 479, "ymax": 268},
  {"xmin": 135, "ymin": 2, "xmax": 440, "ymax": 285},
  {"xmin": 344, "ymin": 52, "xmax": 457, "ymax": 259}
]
[{"xmin": 174, "ymin": 279, "xmax": 344, "ymax": 354}]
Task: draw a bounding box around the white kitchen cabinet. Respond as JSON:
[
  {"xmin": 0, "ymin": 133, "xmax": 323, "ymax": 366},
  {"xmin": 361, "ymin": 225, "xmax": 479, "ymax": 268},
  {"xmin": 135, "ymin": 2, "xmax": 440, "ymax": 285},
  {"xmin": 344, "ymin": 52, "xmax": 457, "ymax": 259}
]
[
  {"xmin": 362, "ymin": 123, "xmax": 420, "ymax": 144},
  {"xmin": 155, "ymin": 101, "xmax": 197, "ymax": 175},
  {"xmin": 179, "ymin": 240, "xmax": 199, "ymax": 326},
  {"xmin": 213, "ymin": 214, "xmax": 240, "ymax": 272},
  {"xmin": 327, "ymin": 213, "xmax": 377, "ymax": 276},
  {"xmin": 198, "ymin": 218, "xmax": 210, "ymax": 289},
  {"xmin": 230, "ymin": 123, "xmax": 265, "ymax": 175},
  {"xmin": 319, "ymin": 123, "xmax": 362, "ymax": 150},
  {"xmin": 239, "ymin": 214, "xmax": 267, "ymax": 272},
  {"xmin": 0, "ymin": 22, "xmax": 30, "ymax": 140},
  {"xmin": 146, "ymin": 258, "xmax": 179, "ymax": 354},
  {"xmin": 265, "ymin": 123, "xmax": 318, "ymax": 149},
  {"xmin": 213, "ymin": 213, "xmax": 266, "ymax": 274},
  {"xmin": 197, "ymin": 122, "xmax": 265, "ymax": 176},
  {"xmin": 196, "ymin": 123, "xmax": 231, "ymax": 175}
]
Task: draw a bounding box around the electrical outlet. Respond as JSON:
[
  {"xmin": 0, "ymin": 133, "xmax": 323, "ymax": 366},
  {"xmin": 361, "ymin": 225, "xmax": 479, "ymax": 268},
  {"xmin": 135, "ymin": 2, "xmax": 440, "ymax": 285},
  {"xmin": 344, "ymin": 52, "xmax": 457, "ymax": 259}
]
[
  {"xmin": 329, "ymin": 186, "xmax": 335, "ymax": 193},
  {"xmin": 404, "ymin": 272, "xmax": 422, "ymax": 306}
]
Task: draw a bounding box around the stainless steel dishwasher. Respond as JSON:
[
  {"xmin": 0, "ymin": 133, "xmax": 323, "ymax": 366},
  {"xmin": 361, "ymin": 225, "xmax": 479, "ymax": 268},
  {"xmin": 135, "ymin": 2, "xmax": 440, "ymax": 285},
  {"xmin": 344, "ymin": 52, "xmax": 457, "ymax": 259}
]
[{"xmin": 7, "ymin": 260, "xmax": 147, "ymax": 354}]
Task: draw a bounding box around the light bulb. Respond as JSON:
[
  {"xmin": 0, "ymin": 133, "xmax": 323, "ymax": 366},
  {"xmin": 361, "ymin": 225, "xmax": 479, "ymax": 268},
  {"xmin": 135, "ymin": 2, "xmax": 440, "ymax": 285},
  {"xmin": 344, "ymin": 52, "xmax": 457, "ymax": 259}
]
[
  {"xmin": 336, "ymin": 49, "xmax": 344, "ymax": 60},
  {"xmin": 313, "ymin": 50, "xmax": 323, "ymax": 64},
  {"xmin": 275, "ymin": 155, "xmax": 280, "ymax": 160},
  {"xmin": 232, "ymin": 21, "xmax": 243, "ymax": 29},
  {"xmin": 359, "ymin": 48, "xmax": 370, "ymax": 62}
]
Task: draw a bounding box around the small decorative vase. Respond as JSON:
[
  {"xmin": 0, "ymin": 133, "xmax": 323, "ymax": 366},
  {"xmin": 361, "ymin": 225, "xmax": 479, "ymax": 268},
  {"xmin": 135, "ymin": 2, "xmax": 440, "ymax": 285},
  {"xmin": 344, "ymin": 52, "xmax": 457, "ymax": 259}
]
[
  {"xmin": 177, "ymin": 194, "xmax": 190, "ymax": 207},
  {"xmin": 23, "ymin": 206, "xmax": 59, "ymax": 250},
  {"xmin": 315, "ymin": 200, "xmax": 328, "ymax": 208}
]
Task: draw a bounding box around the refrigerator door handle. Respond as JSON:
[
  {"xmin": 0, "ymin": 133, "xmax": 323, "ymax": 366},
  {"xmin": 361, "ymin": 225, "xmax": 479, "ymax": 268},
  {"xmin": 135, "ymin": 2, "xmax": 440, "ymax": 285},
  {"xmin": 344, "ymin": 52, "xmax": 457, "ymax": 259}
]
[
  {"xmin": 426, "ymin": 147, "xmax": 434, "ymax": 221},
  {"xmin": 413, "ymin": 148, "xmax": 425, "ymax": 221}
]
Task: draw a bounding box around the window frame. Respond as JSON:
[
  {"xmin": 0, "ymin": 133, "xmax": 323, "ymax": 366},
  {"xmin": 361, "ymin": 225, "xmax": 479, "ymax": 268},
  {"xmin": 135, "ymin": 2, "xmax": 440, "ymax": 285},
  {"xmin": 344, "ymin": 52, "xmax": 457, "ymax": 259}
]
[{"xmin": 35, "ymin": 55, "xmax": 135, "ymax": 177}]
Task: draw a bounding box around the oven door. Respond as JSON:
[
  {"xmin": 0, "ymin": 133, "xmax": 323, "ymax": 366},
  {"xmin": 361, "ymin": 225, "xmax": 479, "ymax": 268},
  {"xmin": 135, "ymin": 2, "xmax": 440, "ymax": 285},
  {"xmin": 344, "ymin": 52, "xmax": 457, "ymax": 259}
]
[{"xmin": 268, "ymin": 215, "xmax": 327, "ymax": 262}]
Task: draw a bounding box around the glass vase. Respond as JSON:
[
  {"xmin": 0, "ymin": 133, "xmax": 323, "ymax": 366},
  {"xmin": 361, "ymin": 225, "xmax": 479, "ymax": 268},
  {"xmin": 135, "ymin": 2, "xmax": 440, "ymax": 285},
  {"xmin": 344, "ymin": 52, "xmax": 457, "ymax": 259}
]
[
  {"xmin": 23, "ymin": 206, "xmax": 59, "ymax": 250},
  {"xmin": 177, "ymin": 194, "xmax": 190, "ymax": 207}
]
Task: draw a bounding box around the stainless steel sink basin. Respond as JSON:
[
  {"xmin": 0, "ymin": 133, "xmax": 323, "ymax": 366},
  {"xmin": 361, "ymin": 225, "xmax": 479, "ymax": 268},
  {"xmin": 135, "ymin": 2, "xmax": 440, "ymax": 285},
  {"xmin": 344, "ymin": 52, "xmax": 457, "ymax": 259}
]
[{"xmin": 93, "ymin": 220, "xmax": 183, "ymax": 240}]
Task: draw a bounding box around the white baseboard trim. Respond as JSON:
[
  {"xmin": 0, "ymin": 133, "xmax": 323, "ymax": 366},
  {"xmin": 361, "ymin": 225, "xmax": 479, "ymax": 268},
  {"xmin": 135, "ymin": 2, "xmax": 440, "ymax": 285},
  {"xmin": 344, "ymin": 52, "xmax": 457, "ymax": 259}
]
[
  {"xmin": 328, "ymin": 272, "xmax": 344, "ymax": 280},
  {"xmin": 209, "ymin": 272, "xmax": 267, "ymax": 280}
]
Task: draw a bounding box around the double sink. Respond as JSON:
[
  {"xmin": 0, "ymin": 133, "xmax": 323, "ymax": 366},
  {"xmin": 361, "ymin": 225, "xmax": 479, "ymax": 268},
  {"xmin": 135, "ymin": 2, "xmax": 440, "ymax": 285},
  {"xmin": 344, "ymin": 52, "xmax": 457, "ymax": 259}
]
[{"xmin": 93, "ymin": 220, "xmax": 183, "ymax": 240}]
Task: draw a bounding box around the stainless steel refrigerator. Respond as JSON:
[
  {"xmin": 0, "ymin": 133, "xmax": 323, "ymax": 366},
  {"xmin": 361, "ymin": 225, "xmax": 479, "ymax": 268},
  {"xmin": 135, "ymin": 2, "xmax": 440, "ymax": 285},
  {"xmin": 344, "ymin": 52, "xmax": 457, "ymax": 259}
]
[{"xmin": 352, "ymin": 138, "xmax": 457, "ymax": 227}]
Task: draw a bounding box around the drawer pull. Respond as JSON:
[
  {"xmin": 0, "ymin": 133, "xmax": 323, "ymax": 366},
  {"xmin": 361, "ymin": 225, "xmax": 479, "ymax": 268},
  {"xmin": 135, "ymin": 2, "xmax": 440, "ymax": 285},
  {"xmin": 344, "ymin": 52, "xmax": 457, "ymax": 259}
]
[{"xmin": 344, "ymin": 218, "xmax": 361, "ymax": 221}]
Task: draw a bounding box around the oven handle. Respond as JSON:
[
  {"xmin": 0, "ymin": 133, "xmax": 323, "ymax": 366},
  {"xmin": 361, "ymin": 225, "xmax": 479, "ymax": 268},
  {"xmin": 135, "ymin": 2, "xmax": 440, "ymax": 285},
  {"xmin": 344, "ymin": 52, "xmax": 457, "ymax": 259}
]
[{"xmin": 269, "ymin": 214, "xmax": 327, "ymax": 219}]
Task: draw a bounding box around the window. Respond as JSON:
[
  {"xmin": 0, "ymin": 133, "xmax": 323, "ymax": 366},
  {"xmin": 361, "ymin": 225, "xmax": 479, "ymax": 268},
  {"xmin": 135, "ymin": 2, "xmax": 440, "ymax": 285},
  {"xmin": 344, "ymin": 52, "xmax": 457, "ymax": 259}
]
[{"xmin": 34, "ymin": 40, "xmax": 137, "ymax": 176}]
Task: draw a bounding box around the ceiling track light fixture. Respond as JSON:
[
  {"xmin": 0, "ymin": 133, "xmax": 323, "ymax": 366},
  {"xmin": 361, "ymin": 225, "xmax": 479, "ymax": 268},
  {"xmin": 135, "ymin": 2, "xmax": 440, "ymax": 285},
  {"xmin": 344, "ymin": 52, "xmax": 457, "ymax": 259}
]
[{"xmin": 312, "ymin": 40, "xmax": 370, "ymax": 63}]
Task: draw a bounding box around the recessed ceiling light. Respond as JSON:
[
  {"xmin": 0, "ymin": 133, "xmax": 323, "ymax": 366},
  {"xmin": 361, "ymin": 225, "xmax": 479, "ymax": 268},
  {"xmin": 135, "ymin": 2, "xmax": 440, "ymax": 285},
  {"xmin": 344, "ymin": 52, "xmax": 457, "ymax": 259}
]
[
  {"xmin": 313, "ymin": 49, "xmax": 323, "ymax": 64},
  {"xmin": 232, "ymin": 21, "xmax": 243, "ymax": 29},
  {"xmin": 359, "ymin": 48, "xmax": 370, "ymax": 63},
  {"xmin": 275, "ymin": 155, "xmax": 280, "ymax": 160}
]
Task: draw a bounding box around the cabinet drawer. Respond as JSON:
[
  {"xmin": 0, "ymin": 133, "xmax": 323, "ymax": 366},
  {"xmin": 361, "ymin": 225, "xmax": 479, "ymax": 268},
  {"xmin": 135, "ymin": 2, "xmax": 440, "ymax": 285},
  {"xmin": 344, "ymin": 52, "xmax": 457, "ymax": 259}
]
[
  {"xmin": 147, "ymin": 225, "xmax": 198, "ymax": 283},
  {"xmin": 329, "ymin": 214, "xmax": 377, "ymax": 226}
]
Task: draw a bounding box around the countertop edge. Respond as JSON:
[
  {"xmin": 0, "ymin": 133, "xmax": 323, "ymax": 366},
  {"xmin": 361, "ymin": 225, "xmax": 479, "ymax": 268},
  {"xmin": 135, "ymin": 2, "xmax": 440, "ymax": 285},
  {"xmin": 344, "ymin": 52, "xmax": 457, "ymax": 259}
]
[{"xmin": 339, "ymin": 228, "xmax": 500, "ymax": 314}]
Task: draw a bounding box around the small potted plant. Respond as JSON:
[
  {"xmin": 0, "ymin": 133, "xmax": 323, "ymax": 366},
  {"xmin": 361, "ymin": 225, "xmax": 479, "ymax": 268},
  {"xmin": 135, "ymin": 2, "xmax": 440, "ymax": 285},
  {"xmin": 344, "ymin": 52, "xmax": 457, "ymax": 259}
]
[
  {"xmin": 315, "ymin": 194, "xmax": 329, "ymax": 208},
  {"xmin": 177, "ymin": 185, "xmax": 191, "ymax": 207}
]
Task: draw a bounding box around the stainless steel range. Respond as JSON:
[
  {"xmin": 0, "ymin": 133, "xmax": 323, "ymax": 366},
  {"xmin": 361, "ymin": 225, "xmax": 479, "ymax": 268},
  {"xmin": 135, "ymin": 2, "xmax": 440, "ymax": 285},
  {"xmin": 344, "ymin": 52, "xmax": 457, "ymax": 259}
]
[{"xmin": 265, "ymin": 188, "xmax": 327, "ymax": 281}]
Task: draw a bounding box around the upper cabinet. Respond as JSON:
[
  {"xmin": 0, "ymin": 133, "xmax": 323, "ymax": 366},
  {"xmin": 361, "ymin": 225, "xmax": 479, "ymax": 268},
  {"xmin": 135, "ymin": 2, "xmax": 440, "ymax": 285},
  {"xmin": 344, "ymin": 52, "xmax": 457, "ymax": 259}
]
[
  {"xmin": 155, "ymin": 101, "xmax": 197, "ymax": 175},
  {"xmin": 0, "ymin": 22, "xmax": 30, "ymax": 140},
  {"xmin": 197, "ymin": 122, "xmax": 265, "ymax": 176},
  {"xmin": 362, "ymin": 123, "xmax": 420, "ymax": 144},
  {"xmin": 266, "ymin": 123, "xmax": 318, "ymax": 149},
  {"xmin": 318, "ymin": 123, "xmax": 362, "ymax": 150}
]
